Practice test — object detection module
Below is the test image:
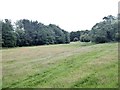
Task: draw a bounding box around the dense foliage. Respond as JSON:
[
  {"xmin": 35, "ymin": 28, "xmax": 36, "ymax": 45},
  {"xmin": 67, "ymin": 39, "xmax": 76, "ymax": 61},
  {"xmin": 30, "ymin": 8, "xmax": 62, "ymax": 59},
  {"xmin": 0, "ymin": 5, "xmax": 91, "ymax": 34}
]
[
  {"xmin": 2, "ymin": 19, "xmax": 70, "ymax": 47},
  {"xmin": 70, "ymin": 30, "xmax": 90, "ymax": 42},
  {"xmin": 1, "ymin": 15, "xmax": 119, "ymax": 47},
  {"xmin": 70, "ymin": 15, "xmax": 120, "ymax": 43},
  {"xmin": 2, "ymin": 19, "xmax": 17, "ymax": 47},
  {"xmin": 90, "ymin": 15, "xmax": 119, "ymax": 43}
]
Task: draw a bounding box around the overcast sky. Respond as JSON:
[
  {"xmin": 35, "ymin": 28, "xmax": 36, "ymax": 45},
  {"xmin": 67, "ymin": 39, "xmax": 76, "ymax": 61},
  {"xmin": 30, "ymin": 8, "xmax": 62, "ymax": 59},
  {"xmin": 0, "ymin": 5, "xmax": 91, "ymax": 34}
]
[{"xmin": 0, "ymin": 0, "xmax": 119, "ymax": 32}]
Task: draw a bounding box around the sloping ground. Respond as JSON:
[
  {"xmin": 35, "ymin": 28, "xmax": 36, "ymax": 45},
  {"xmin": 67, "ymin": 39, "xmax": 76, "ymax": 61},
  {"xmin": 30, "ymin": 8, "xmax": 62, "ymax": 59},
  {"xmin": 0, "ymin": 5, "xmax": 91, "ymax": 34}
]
[{"xmin": 2, "ymin": 42, "xmax": 118, "ymax": 88}]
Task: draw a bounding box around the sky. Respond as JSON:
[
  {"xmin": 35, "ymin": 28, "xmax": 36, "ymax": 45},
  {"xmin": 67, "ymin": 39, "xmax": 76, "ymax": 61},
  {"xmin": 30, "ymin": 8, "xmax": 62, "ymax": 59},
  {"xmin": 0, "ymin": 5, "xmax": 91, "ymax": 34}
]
[{"xmin": 0, "ymin": 0, "xmax": 119, "ymax": 32}]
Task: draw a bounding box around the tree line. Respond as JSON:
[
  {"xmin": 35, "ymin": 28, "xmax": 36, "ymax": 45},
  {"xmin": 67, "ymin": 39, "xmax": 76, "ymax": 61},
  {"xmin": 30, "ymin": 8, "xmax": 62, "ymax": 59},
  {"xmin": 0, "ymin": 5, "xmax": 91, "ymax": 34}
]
[
  {"xmin": 1, "ymin": 15, "xmax": 120, "ymax": 47},
  {"xmin": 70, "ymin": 15, "xmax": 120, "ymax": 43},
  {"xmin": 1, "ymin": 19, "xmax": 70, "ymax": 47}
]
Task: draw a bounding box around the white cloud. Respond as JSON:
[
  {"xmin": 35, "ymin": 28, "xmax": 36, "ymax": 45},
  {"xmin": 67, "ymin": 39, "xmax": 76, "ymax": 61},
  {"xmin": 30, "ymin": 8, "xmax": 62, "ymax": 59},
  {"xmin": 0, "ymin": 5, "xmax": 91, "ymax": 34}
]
[{"xmin": 0, "ymin": 0, "xmax": 119, "ymax": 31}]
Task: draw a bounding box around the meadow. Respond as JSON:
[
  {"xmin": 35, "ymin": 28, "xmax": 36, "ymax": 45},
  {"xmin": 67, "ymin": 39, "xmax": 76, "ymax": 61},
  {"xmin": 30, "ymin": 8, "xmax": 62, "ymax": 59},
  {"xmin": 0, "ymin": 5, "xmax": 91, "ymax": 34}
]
[{"xmin": 1, "ymin": 42, "xmax": 118, "ymax": 88}]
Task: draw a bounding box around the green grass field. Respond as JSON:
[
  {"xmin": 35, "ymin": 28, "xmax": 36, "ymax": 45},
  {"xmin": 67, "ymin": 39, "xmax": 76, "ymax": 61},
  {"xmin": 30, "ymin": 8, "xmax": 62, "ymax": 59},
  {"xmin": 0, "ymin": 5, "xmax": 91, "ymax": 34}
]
[{"xmin": 1, "ymin": 42, "xmax": 118, "ymax": 88}]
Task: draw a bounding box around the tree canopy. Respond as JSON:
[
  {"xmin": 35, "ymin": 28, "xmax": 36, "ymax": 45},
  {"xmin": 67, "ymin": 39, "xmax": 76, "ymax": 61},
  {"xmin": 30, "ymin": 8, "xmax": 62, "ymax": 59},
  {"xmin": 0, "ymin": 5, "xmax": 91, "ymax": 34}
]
[
  {"xmin": 70, "ymin": 15, "xmax": 119, "ymax": 43},
  {"xmin": 2, "ymin": 19, "xmax": 70, "ymax": 47},
  {"xmin": 1, "ymin": 15, "xmax": 119, "ymax": 47},
  {"xmin": 90, "ymin": 15, "xmax": 119, "ymax": 43}
]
